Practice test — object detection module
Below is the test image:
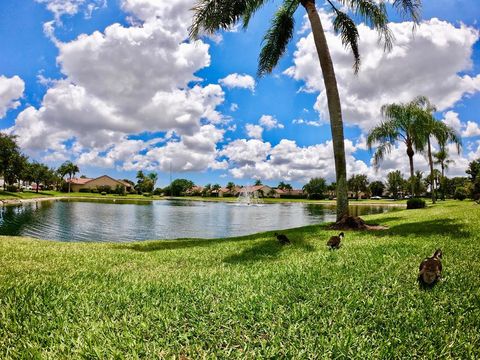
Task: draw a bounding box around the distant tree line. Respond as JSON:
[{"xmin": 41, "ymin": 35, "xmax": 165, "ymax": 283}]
[{"xmin": 2, "ymin": 130, "xmax": 479, "ymax": 200}]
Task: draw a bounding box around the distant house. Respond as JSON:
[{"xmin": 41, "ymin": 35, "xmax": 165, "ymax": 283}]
[
  {"xmin": 0, "ymin": 177, "xmax": 4, "ymax": 188},
  {"xmin": 238, "ymin": 185, "xmax": 272, "ymax": 198},
  {"xmin": 275, "ymin": 188, "xmax": 305, "ymax": 198},
  {"xmin": 185, "ymin": 186, "xmax": 204, "ymax": 196},
  {"xmin": 67, "ymin": 175, "xmax": 133, "ymax": 192},
  {"xmin": 216, "ymin": 186, "xmax": 242, "ymax": 197}
]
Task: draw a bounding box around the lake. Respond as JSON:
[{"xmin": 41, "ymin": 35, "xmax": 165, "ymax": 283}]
[{"xmin": 0, "ymin": 199, "xmax": 398, "ymax": 242}]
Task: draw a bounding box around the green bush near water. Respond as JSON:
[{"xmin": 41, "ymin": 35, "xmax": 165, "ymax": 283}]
[
  {"xmin": 407, "ymin": 198, "xmax": 426, "ymax": 209},
  {"xmin": 0, "ymin": 201, "xmax": 479, "ymax": 358}
]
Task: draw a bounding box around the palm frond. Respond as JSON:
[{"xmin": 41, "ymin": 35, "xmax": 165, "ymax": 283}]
[
  {"xmin": 432, "ymin": 122, "xmax": 462, "ymax": 154},
  {"xmin": 366, "ymin": 120, "xmax": 399, "ymax": 150},
  {"xmin": 189, "ymin": 0, "xmax": 270, "ymax": 40},
  {"xmin": 242, "ymin": 0, "xmax": 271, "ymax": 28},
  {"xmin": 344, "ymin": 0, "xmax": 394, "ymax": 52},
  {"xmin": 332, "ymin": 10, "xmax": 361, "ymax": 73},
  {"xmin": 372, "ymin": 142, "xmax": 392, "ymax": 168},
  {"xmin": 257, "ymin": 2, "xmax": 297, "ymax": 77},
  {"xmin": 392, "ymin": 0, "xmax": 421, "ymax": 24},
  {"xmin": 411, "ymin": 95, "xmax": 436, "ymax": 113}
]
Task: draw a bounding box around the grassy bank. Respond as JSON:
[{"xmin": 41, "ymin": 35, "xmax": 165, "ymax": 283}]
[
  {"xmin": 1, "ymin": 202, "xmax": 479, "ymax": 358},
  {"xmin": 0, "ymin": 190, "xmax": 407, "ymax": 205},
  {"xmin": 0, "ymin": 190, "xmax": 163, "ymax": 201}
]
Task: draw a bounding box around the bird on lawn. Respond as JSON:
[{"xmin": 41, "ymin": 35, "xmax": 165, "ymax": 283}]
[
  {"xmin": 327, "ymin": 232, "xmax": 344, "ymax": 249},
  {"xmin": 418, "ymin": 249, "xmax": 443, "ymax": 286},
  {"xmin": 274, "ymin": 232, "xmax": 291, "ymax": 245}
]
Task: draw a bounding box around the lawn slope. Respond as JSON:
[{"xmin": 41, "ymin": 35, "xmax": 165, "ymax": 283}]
[{"xmin": 0, "ymin": 202, "xmax": 479, "ymax": 358}]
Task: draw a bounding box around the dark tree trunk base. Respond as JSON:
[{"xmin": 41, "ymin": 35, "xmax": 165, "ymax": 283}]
[{"xmin": 330, "ymin": 215, "xmax": 388, "ymax": 231}]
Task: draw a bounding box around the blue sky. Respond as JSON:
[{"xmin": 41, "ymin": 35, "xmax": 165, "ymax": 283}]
[{"xmin": 0, "ymin": 0, "xmax": 479, "ymax": 188}]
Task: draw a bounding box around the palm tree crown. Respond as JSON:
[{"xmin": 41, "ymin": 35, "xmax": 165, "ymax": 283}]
[
  {"xmin": 367, "ymin": 98, "xmax": 427, "ymax": 195},
  {"xmin": 413, "ymin": 96, "xmax": 461, "ymax": 203}
]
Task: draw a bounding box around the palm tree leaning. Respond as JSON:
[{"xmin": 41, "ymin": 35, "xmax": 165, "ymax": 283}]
[
  {"xmin": 367, "ymin": 99, "xmax": 427, "ymax": 196},
  {"xmin": 415, "ymin": 96, "xmax": 461, "ymax": 203},
  {"xmin": 189, "ymin": 0, "xmax": 421, "ymax": 222}
]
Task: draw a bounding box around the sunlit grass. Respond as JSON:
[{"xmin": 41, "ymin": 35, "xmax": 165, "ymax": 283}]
[
  {"xmin": 0, "ymin": 190, "xmax": 163, "ymax": 201},
  {"xmin": 0, "ymin": 201, "xmax": 479, "ymax": 358}
]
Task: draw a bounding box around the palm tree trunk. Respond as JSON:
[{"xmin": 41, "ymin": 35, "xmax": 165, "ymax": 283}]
[
  {"xmin": 68, "ymin": 174, "xmax": 71, "ymax": 193},
  {"xmin": 407, "ymin": 146, "xmax": 415, "ymax": 196},
  {"xmin": 441, "ymin": 162, "xmax": 445, "ymax": 200},
  {"xmin": 427, "ymin": 137, "xmax": 436, "ymax": 203},
  {"xmin": 301, "ymin": 0, "xmax": 348, "ymax": 221}
]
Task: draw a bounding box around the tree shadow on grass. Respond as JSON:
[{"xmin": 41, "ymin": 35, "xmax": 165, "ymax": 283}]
[
  {"xmin": 223, "ymin": 231, "xmax": 315, "ymax": 265},
  {"xmin": 115, "ymin": 237, "xmax": 235, "ymax": 252},
  {"xmin": 371, "ymin": 218, "xmax": 471, "ymax": 239},
  {"xmin": 366, "ymin": 216, "xmax": 404, "ymax": 225}
]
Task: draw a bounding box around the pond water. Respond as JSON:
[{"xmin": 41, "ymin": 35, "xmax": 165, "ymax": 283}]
[{"xmin": 0, "ymin": 199, "xmax": 398, "ymax": 242}]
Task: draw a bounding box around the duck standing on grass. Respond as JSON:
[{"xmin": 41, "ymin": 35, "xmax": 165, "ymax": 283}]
[
  {"xmin": 418, "ymin": 249, "xmax": 443, "ymax": 285},
  {"xmin": 274, "ymin": 232, "xmax": 291, "ymax": 245},
  {"xmin": 327, "ymin": 232, "xmax": 344, "ymax": 249}
]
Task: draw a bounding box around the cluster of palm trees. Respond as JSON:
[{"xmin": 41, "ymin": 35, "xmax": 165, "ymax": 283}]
[
  {"xmin": 135, "ymin": 171, "xmax": 158, "ymax": 193},
  {"xmin": 57, "ymin": 161, "xmax": 80, "ymax": 193},
  {"xmin": 367, "ymin": 96, "xmax": 461, "ymax": 203}
]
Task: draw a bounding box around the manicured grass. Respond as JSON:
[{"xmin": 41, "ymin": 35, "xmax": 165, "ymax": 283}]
[
  {"xmin": 0, "ymin": 191, "xmax": 54, "ymax": 200},
  {"xmin": 0, "ymin": 190, "xmax": 163, "ymax": 201},
  {"xmin": 1, "ymin": 202, "xmax": 479, "ymax": 358},
  {"xmin": 176, "ymin": 195, "xmax": 407, "ymax": 205}
]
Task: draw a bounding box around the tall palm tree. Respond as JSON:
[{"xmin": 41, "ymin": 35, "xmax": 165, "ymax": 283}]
[
  {"xmin": 414, "ymin": 96, "xmax": 461, "ymax": 203},
  {"xmin": 148, "ymin": 172, "xmax": 158, "ymax": 188},
  {"xmin": 434, "ymin": 148, "xmax": 453, "ymax": 179},
  {"xmin": 367, "ymin": 99, "xmax": 427, "ymax": 196},
  {"xmin": 190, "ymin": 0, "xmax": 420, "ymax": 221},
  {"xmin": 58, "ymin": 161, "xmax": 79, "ymax": 193},
  {"xmin": 434, "ymin": 147, "xmax": 454, "ymax": 200},
  {"xmin": 226, "ymin": 181, "xmax": 236, "ymax": 194},
  {"xmin": 67, "ymin": 163, "xmax": 79, "ymax": 193}
]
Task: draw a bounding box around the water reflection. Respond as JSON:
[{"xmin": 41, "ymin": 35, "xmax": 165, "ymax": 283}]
[{"xmin": 0, "ymin": 200, "xmax": 398, "ymax": 242}]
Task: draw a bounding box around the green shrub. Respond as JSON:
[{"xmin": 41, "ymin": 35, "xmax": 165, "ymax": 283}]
[
  {"xmin": 114, "ymin": 185, "xmax": 126, "ymax": 196},
  {"xmin": 79, "ymin": 188, "xmax": 91, "ymax": 193},
  {"xmin": 6, "ymin": 185, "xmax": 18, "ymax": 192},
  {"xmin": 307, "ymin": 193, "xmax": 326, "ymax": 200},
  {"xmin": 91, "ymin": 188, "xmax": 98, "ymax": 193},
  {"xmin": 280, "ymin": 194, "xmax": 307, "ymax": 199},
  {"xmin": 454, "ymin": 187, "xmax": 468, "ymax": 201},
  {"xmin": 101, "ymin": 192, "xmax": 107, "ymax": 196},
  {"xmin": 97, "ymin": 185, "xmax": 112, "ymax": 194},
  {"xmin": 143, "ymin": 193, "xmax": 151, "ymax": 197},
  {"xmin": 153, "ymin": 188, "xmax": 163, "ymax": 196},
  {"xmin": 407, "ymin": 198, "xmax": 426, "ymax": 209}
]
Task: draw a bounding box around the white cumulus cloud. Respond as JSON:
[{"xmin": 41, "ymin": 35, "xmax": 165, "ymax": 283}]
[
  {"xmin": 0, "ymin": 75, "xmax": 25, "ymax": 118},
  {"xmin": 219, "ymin": 73, "xmax": 256, "ymax": 92},
  {"xmin": 286, "ymin": 15, "xmax": 480, "ymax": 130},
  {"xmin": 259, "ymin": 114, "xmax": 284, "ymax": 130},
  {"xmin": 10, "ymin": 0, "xmax": 228, "ymax": 173},
  {"xmin": 245, "ymin": 124, "xmax": 263, "ymax": 139}
]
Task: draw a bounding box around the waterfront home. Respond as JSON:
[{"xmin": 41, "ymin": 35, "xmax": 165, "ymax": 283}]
[{"xmin": 67, "ymin": 175, "xmax": 133, "ymax": 192}]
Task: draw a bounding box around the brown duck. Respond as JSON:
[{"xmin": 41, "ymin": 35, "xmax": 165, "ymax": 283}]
[
  {"xmin": 418, "ymin": 249, "xmax": 443, "ymax": 285},
  {"xmin": 327, "ymin": 232, "xmax": 344, "ymax": 249},
  {"xmin": 274, "ymin": 232, "xmax": 291, "ymax": 245}
]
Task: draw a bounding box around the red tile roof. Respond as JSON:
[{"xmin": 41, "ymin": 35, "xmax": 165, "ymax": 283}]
[{"xmin": 67, "ymin": 178, "xmax": 92, "ymax": 185}]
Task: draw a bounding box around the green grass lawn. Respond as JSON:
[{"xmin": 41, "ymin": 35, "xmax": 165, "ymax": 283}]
[
  {"xmin": 173, "ymin": 195, "xmax": 407, "ymax": 205},
  {"xmin": 0, "ymin": 190, "xmax": 163, "ymax": 201},
  {"xmin": 0, "ymin": 190, "xmax": 407, "ymax": 205},
  {"xmin": 1, "ymin": 201, "xmax": 479, "ymax": 358}
]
